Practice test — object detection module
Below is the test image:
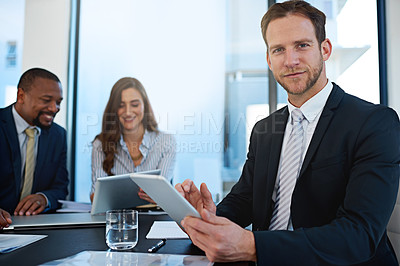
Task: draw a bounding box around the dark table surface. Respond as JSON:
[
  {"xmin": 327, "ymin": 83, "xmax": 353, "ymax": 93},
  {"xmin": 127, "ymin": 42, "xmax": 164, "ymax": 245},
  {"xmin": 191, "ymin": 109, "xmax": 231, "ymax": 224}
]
[{"xmin": 0, "ymin": 213, "xmax": 204, "ymax": 266}]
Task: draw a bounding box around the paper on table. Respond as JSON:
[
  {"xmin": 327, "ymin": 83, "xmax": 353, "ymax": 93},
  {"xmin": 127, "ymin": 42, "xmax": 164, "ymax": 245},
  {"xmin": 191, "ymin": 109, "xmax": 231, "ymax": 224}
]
[
  {"xmin": 41, "ymin": 251, "xmax": 212, "ymax": 265},
  {"xmin": 57, "ymin": 200, "xmax": 91, "ymax": 213},
  {"xmin": 0, "ymin": 234, "xmax": 47, "ymax": 253},
  {"xmin": 146, "ymin": 221, "xmax": 189, "ymax": 239}
]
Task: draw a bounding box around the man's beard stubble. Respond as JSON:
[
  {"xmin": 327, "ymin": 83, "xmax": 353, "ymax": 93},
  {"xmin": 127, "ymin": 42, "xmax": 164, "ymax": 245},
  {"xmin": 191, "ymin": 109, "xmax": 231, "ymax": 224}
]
[
  {"xmin": 277, "ymin": 57, "xmax": 324, "ymax": 97},
  {"xmin": 33, "ymin": 111, "xmax": 56, "ymax": 130}
]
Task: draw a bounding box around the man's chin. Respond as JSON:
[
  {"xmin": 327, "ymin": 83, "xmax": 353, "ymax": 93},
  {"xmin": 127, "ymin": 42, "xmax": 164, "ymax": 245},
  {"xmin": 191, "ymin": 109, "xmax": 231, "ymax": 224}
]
[
  {"xmin": 33, "ymin": 117, "xmax": 54, "ymax": 130},
  {"xmin": 281, "ymin": 82, "xmax": 308, "ymax": 96}
]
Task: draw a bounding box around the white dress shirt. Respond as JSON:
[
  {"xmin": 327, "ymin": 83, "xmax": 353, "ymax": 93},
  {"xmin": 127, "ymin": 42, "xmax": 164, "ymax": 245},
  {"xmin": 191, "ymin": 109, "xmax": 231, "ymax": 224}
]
[{"xmin": 272, "ymin": 81, "xmax": 333, "ymax": 230}]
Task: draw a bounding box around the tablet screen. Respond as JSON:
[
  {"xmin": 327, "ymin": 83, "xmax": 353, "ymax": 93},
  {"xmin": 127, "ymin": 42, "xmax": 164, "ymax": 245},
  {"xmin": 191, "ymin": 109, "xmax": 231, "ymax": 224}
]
[{"xmin": 130, "ymin": 174, "xmax": 200, "ymax": 226}]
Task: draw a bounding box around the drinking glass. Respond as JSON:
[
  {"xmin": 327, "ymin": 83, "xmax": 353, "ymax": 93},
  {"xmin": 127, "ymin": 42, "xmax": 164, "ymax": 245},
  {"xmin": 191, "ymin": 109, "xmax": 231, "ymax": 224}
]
[{"xmin": 105, "ymin": 210, "xmax": 138, "ymax": 250}]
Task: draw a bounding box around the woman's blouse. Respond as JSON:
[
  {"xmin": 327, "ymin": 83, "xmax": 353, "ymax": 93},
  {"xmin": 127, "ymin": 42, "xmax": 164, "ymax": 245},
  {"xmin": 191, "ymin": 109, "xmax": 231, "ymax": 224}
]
[{"xmin": 91, "ymin": 130, "xmax": 176, "ymax": 194}]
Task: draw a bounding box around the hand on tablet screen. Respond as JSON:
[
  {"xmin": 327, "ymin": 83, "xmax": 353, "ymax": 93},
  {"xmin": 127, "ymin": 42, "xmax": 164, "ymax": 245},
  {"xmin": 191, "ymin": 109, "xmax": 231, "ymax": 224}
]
[{"xmin": 175, "ymin": 179, "xmax": 216, "ymax": 215}]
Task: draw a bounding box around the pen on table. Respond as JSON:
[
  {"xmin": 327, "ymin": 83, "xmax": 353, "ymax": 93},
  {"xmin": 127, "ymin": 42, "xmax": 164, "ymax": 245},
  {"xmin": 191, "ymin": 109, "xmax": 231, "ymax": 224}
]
[{"xmin": 148, "ymin": 239, "xmax": 166, "ymax": 253}]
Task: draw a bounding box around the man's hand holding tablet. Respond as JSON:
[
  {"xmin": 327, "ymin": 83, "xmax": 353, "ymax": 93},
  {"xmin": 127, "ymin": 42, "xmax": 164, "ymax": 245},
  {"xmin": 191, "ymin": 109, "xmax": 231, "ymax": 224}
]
[
  {"xmin": 175, "ymin": 179, "xmax": 256, "ymax": 263},
  {"xmin": 174, "ymin": 180, "xmax": 216, "ymax": 216}
]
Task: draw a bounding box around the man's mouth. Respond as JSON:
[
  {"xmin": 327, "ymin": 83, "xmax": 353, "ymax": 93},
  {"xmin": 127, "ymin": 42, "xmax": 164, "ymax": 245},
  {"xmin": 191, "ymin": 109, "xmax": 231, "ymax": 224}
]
[
  {"xmin": 42, "ymin": 112, "xmax": 55, "ymax": 120},
  {"xmin": 34, "ymin": 111, "xmax": 57, "ymax": 129},
  {"xmin": 284, "ymin": 71, "xmax": 306, "ymax": 78}
]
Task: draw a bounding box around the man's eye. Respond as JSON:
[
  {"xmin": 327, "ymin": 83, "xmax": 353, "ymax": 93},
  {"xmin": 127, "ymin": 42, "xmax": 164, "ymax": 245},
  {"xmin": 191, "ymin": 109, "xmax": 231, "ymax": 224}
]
[
  {"xmin": 273, "ymin": 48, "xmax": 282, "ymax": 54},
  {"xmin": 299, "ymin": 43, "xmax": 309, "ymax": 48}
]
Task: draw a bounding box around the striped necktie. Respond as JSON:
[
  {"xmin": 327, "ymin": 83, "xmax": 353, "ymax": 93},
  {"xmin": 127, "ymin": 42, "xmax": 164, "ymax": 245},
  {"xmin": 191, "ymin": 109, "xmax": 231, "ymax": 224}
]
[
  {"xmin": 20, "ymin": 127, "xmax": 37, "ymax": 200},
  {"xmin": 269, "ymin": 109, "xmax": 305, "ymax": 230}
]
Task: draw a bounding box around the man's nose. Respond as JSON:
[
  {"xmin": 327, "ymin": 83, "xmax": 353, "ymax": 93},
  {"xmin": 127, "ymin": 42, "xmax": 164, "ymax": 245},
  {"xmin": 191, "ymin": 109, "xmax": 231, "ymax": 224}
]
[
  {"xmin": 48, "ymin": 101, "xmax": 59, "ymax": 113},
  {"xmin": 284, "ymin": 49, "xmax": 300, "ymax": 68}
]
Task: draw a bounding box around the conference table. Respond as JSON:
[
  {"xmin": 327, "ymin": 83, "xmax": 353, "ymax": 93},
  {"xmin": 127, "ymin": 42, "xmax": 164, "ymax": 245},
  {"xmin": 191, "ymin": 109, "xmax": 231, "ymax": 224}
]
[{"xmin": 0, "ymin": 212, "xmax": 250, "ymax": 265}]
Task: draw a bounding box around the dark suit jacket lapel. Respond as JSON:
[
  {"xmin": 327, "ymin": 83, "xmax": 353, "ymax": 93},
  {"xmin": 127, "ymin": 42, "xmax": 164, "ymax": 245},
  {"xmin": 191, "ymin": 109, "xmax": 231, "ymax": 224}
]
[
  {"xmin": 1, "ymin": 105, "xmax": 22, "ymax": 196},
  {"xmin": 299, "ymin": 84, "xmax": 344, "ymax": 178},
  {"xmin": 267, "ymin": 107, "xmax": 288, "ymax": 186}
]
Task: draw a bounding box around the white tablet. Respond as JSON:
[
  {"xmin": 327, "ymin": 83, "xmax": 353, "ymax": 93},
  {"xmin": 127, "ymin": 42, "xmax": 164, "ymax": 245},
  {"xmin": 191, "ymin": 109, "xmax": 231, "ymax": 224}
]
[
  {"xmin": 130, "ymin": 174, "xmax": 200, "ymax": 226},
  {"xmin": 91, "ymin": 169, "xmax": 161, "ymax": 215}
]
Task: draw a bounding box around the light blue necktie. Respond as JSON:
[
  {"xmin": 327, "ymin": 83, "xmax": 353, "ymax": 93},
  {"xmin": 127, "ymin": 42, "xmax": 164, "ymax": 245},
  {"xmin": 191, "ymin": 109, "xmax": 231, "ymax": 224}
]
[{"xmin": 269, "ymin": 109, "xmax": 305, "ymax": 230}]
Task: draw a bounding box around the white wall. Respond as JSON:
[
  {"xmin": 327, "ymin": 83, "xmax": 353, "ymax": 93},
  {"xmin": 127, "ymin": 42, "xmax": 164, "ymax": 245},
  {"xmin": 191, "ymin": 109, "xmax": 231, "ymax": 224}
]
[{"xmin": 22, "ymin": 0, "xmax": 70, "ymax": 128}]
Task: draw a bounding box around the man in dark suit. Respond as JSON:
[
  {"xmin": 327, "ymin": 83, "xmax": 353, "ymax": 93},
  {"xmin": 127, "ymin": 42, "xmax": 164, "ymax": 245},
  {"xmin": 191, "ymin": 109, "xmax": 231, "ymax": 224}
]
[
  {"xmin": 175, "ymin": 1, "xmax": 400, "ymax": 265},
  {"xmin": 0, "ymin": 68, "xmax": 69, "ymax": 229}
]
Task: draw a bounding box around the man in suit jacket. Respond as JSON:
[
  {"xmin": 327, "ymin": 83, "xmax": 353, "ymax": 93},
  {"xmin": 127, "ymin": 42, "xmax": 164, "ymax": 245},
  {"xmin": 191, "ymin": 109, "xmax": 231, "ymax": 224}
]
[
  {"xmin": 175, "ymin": 1, "xmax": 400, "ymax": 265},
  {"xmin": 0, "ymin": 68, "xmax": 69, "ymax": 229}
]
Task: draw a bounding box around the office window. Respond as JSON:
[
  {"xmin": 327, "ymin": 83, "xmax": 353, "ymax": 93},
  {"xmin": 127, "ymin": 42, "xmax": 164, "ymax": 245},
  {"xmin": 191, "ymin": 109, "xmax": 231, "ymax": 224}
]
[
  {"xmin": 276, "ymin": 0, "xmax": 380, "ymax": 106},
  {"xmin": 222, "ymin": 0, "xmax": 270, "ymax": 189},
  {"xmin": 72, "ymin": 0, "xmax": 272, "ymax": 202},
  {"xmin": 0, "ymin": 0, "xmax": 25, "ymax": 107},
  {"xmin": 74, "ymin": 0, "xmax": 226, "ymax": 202}
]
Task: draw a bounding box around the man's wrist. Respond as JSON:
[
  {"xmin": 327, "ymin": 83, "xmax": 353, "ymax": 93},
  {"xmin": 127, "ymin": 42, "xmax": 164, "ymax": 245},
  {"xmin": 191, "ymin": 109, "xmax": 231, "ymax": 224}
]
[
  {"xmin": 241, "ymin": 230, "xmax": 257, "ymax": 262},
  {"xmin": 247, "ymin": 231, "xmax": 257, "ymax": 261},
  {"xmin": 36, "ymin": 193, "xmax": 49, "ymax": 208}
]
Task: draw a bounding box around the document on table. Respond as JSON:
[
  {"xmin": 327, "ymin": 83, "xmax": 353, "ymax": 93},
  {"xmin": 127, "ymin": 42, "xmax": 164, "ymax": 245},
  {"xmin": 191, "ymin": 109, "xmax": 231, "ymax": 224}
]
[
  {"xmin": 0, "ymin": 234, "xmax": 47, "ymax": 253},
  {"xmin": 41, "ymin": 251, "xmax": 212, "ymax": 265},
  {"xmin": 146, "ymin": 221, "xmax": 189, "ymax": 239}
]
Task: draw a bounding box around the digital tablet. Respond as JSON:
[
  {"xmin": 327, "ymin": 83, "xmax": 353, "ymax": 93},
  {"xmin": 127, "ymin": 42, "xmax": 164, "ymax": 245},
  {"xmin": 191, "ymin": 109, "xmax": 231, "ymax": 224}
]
[
  {"xmin": 130, "ymin": 174, "xmax": 201, "ymax": 226},
  {"xmin": 91, "ymin": 169, "xmax": 161, "ymax": 215}
]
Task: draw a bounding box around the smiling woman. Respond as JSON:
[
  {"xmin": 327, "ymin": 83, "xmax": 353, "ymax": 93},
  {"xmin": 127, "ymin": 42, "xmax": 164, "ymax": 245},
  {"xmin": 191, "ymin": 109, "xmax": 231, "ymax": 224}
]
[
  {"xmin": 90, "ymin": 77, "xmax": 176, "ymax": 204},
  {"xmin": 117, "ymin": 88, "xmax": 145, "ymax": 133}
]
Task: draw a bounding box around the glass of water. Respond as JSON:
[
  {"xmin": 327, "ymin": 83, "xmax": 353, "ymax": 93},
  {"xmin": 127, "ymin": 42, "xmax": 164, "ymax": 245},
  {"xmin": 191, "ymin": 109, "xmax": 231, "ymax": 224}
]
[{"xmin": 105, "ymin": 209, "xmax": 138, "ymax": 250}]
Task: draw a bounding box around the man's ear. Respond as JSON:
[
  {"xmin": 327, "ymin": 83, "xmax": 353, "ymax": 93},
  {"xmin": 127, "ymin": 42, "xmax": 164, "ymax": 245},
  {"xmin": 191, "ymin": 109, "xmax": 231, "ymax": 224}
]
[
  {"xmin": 266, "ymin": 51, "xmax": 272, "ymax": 70},
  {"xmin": 321, "ymin": 38, "xmax": 332, "ymax": 61},
  {"xmin": 16, "ymin": 88, "xmax": 25, "ymax": 104}
]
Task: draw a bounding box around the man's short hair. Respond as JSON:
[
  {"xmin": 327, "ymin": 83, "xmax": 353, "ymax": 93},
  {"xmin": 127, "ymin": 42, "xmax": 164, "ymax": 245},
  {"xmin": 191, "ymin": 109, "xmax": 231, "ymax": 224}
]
[
  {"xmin": 17, "ymin": 68, "xmax": 61, "ymax": 92},
  {"xmin": 261, "ymin": 0, "xmax": 326, "ymax": 48}
]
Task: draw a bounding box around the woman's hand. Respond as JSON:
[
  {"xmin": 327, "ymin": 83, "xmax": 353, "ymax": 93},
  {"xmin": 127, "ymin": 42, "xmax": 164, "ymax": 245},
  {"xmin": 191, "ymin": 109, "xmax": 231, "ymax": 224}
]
[{"xmin": 138, "ymin": 188, "xmax": 156, "ymax": 204}]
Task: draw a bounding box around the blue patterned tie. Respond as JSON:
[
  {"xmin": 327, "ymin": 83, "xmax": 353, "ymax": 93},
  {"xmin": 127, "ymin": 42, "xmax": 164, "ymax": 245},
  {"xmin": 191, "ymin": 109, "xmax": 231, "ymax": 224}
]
[{"xmin": 269, "ymin": 109, "xmax": 305, "ymax": 230}]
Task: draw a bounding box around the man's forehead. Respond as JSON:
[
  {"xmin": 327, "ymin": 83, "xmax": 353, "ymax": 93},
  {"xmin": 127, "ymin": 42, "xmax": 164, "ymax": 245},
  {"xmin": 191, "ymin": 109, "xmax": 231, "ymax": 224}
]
[
  {"xmin": 28, "ymin": 81, "xmax": 63, "ymax": 101},
  {"xmin": 31, "ymin": 77, "xmax": 62, "ymax": 92},
  {"xmin": 266, "ymin": 14, "xmax": 316, "ymax": 44}
]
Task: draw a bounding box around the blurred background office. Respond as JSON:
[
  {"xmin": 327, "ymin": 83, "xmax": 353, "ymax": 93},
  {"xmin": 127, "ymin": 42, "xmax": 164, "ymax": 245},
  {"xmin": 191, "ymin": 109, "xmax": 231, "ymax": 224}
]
[{"xmin": 0, "ymin": 0, "xmax": 399, "ymax": 248}]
